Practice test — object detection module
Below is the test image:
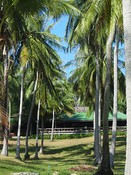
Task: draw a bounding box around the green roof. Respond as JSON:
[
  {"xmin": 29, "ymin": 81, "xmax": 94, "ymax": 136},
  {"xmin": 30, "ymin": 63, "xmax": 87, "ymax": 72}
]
[
  {"xmin": 58, "ymin": 112, "xmax": 126, "ymax": 122},
  {"xmin": 108, "ymin": 112, "xmax": 126, "ymax": 121}
]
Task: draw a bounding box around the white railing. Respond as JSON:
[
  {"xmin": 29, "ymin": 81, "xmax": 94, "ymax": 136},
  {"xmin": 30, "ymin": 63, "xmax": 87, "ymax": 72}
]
[
  {"xmin": 39, "ymin": 127, "xmax": 91, "ymax": 135},
  {"xmin": 39, "ymin": 126, "xmax": 126, "ymax": 135}
]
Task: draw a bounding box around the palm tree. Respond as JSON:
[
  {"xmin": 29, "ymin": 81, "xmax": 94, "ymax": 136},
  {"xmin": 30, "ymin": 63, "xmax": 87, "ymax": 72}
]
[
  {"xmin": 24, "ymin": 40, "xmax": 63, "ymax": 159},
  {"xmin": 50, "ymin": 109, "xmax": 55, "ymax": 141},
  {"xmin": 68, "ymin": 44, "xmax": 105, "ymax": 165},
  {"xmin": 34, "ymin": 99, "xmax": 41, "ymax": 159},
  {"xmin": 24, "ymin": 70, "xmax": 39, "ymax": 160},
  {"xmin": 122, "ymin": 1, "xmax": 131, "ymax": 174},
  {"xmin": 16, "ymin": 46, "xmax": 28, "ymax": 159},
  {"xmin": 50, "ymin": 78, "xmax": 75, "ymax": 141},
  {"xmin": 110, "ymin": 28, "xmax": 119, "ymax": 168},
  {"xmin": 39, "ymin": 86, "xmax": 47, "ymax": 154},
  {"xmin": 97, "ymin": 24, "xmax": 115, "ymax": 175},
  {"xmin": 16, "ymin": 66, "xmax": 24, "ymax": 159},
  {"xmin": 94, "ymin": 49, "xmax": 101, "ymax": 165},
  {"xmin": 1, "ymin": 43, "xmax": 9, "ymax": 156}
]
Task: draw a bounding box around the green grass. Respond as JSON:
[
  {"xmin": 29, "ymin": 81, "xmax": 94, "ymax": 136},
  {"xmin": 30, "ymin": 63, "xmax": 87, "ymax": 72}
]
[{"xmin": 0, "ymin": 132, "xmax": 126, "ymax": 175}]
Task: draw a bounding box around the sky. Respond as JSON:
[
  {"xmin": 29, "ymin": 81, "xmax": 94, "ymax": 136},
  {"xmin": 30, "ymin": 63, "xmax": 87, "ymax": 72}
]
[{"xmin": 50, "ymin": 16, "xmax": 76, "ymax": 78}]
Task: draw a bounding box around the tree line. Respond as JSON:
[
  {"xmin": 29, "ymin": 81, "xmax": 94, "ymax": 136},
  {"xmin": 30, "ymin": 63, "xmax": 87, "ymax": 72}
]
[{"xmin": 0, "ymin": 1, "xmax": 131, "ymax": 175}]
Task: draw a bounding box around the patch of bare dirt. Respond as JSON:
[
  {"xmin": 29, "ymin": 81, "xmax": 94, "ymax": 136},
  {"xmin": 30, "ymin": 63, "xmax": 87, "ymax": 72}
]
[{"xmin": 70, "ymin": 165, "xmax": 96, "ymax": 172}]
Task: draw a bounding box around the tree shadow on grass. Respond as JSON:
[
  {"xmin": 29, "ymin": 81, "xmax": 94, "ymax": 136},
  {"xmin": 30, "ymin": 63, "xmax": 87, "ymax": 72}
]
[
  {"xmin": 45, "ymin": 143, "xmax": 93, "ymax": 155},
  {"xmin": 7, "ymin": 141, "xmax": 94, "ymax": 166},
  {"xmin": 113, "ymin": 136, "xmax": 126, "ymax": 175},
  {"xmin": 44, "ymin": 144, "xmax": 87, "ymax": 154},
  {"xmin": 0, "ymin": 159, "xmax": 44, "ymax": 173}
]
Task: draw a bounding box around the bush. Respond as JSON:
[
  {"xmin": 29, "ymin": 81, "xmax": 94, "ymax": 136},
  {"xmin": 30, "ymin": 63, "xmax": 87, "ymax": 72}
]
[{"xmin": 30, "ymin": 133, "xmax": 93, "ymax": 140}]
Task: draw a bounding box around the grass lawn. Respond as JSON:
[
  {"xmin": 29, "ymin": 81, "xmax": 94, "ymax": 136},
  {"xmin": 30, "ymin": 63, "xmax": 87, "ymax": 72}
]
[{"xmin": 0, "ymin": 133, "xmax": 126, "ymax": 175}]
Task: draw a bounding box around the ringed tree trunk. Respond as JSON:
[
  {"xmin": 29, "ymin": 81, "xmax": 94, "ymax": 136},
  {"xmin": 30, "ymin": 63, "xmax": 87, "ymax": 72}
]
[
  {"xmin": 98, "ymin": 89, "xmax": 101, "ymax": 151},
  {"xmin": 34, "ymin": 99, "xmax": 41, "ymax": 159},
  {"xmin": 8, "ymin": 98, "xmax": 11, "ymax": 135},
  {"xmin": 94, "ymin": 50, "xmax": 101, "ymax": 165},
  {"xmin": 39, "ymin": 87, "xmax": 46, "ymax": 154},
  {"xmin": 50, "ymin": 109, "xmax": 55, "ymax": 141},
  {"xmin": 95, "ymin": 27, "xmax": 115, "ymax": 175},
  {"xmin": 122, "ymin": 1, "xmax": 131, "ymax": 174},
  {"xmin": 1, "ymin": 44, "xmax": 9, "ymax": 156},
  {"xmin": 110, "ymin": 29, "xmax": 119, "ymax": 168},
  {"xmin": 39, "ymin": 115, "xmax": 44, "ymax": 154},
  {"xmin": 16, "ymin": 66, "xmax": 24, "ymax": 159},
  {"xmin": 24, "ymin": 71, "xmax": 39, "ymax": 160}
]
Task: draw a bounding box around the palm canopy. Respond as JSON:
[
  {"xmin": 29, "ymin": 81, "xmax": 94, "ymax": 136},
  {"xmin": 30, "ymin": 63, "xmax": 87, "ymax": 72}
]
[
  {"xmin": 0, "ymin": 0, "xmax": 80, "ymax": 36},
  {"xmin": 38, "ymin": 78, "xmax": 75, "ymax": 116},
  {"xmin": 66, "ymin": 0, "xmax": 123, "ymax": 50}
]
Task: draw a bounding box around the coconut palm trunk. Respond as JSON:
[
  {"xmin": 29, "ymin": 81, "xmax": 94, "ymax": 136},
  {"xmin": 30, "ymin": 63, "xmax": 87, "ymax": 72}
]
[
  {"xmin": 99, "ymin": 89, "xmax": 101, "ymax": 148},
  {"xmin": 94, "ymin": 50, "xmax": 101, "ymax": 164},
  {"xmin": 16, "ymin": 66, "xmax": 24, "ymax": 159},
  {"xmin": 39, "ymin": 115, "xmax": 44, "ymax": 154},
  {"xmin": 110, "ymin": 29, "xmax": 119, "ymax": 168},
  {"xmin": 122, "ymin": 1, "xmax": 131, "ymax": 174},
  {"xmin": 24, "ymin": 71, "xmax": 38, "ymax": 160},
  {"xmin": 34, "ymin": 99, "xmax": 41, "ymax": 159},
  {"xmin": 8, "ymin": 98, "xmax": 11, "ymax": 135},
  {"xmin": 50, "ymin": 109, "xmax": 55, "ymax": 141},
  {"xmin": 1, "ymin": 44, "xmax": 8, "ymax": 156},
  {"xmin": 95, "ymin": 27, "xmax": 115, "ymax": 175}
]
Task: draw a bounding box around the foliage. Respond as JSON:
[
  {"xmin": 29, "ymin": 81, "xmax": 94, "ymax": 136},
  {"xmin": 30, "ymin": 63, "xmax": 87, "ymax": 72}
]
[{"xmin": 31, "ymin": 133, "xmax": 93, "ymax": 140}]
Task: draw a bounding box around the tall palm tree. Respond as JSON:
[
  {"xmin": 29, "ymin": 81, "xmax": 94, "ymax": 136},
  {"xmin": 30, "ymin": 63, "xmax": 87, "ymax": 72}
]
[
  {"xmin": 16, "ymin": 45, "xmax": 29, "ymax": 159},
  {"xmin": 34, "ymin": 99, "xmax": 41, "ymax": 159},
  {"xmin": 24, "ymin": 70, "xmax": 39, "ymax": 160},
  {"xmin": 110, "ymin": 28, "xmax": 119, "ymax": 168},
  {"xmin": 94, "ymin": 49, "xmax": 101, "ymax": 165},
  {"xmin": 97, "ymin": 24, "xmax": 115, "ymax": 175},
  {"xmin": 15, "ymin": 66, "xmax": 24, "ymax": 159},
  {"xmin": 24, "ymin": 39, "xmax": 63, "ymax": 159},
  {"xmin": 122, "ymin": 1, "xmax": 131, "ymax": 174}
]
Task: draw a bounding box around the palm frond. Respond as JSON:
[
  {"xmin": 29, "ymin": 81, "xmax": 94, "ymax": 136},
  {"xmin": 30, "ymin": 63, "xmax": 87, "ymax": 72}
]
[{"xmin": 0, "ymin": 107, "xmax": 8, "ymax": 127}]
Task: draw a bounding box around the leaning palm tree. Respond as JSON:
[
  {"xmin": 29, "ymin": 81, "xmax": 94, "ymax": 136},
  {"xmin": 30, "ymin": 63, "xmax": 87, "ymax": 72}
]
[
  {"xmin": 24, "ymin": 38, "xmax": 63, "ymax": 159},
  {"xmin": 24, "ymin": 69, "xmax": 39, "ymax": 160},
  {"xmin": 16, "ymin": 46, "xmax": 29, "ymax": 159}
]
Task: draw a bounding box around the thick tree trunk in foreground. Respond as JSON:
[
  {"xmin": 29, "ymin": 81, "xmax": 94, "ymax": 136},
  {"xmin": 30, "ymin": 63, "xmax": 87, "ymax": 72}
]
[
  {"xmin": 110, "ymin": 29, "xmax": 119, "ymax": 168},
  {"xmin": 95, "ymin": 27, "xmax": 115, "ymax": 175},
  {"xmin": 94, "ymin": 51, "xmax": 101, "ymax": 165},
  {"xmin": 122, "ymin": 1, "xmax": 131, "ymax": 174},
  {"xmin": 98, "ymin": 89, "xmax": 101, "ymax": 151},
  {"xmin": 1, "ymin": 44, "xmax": 8, "ymax": 156}
]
